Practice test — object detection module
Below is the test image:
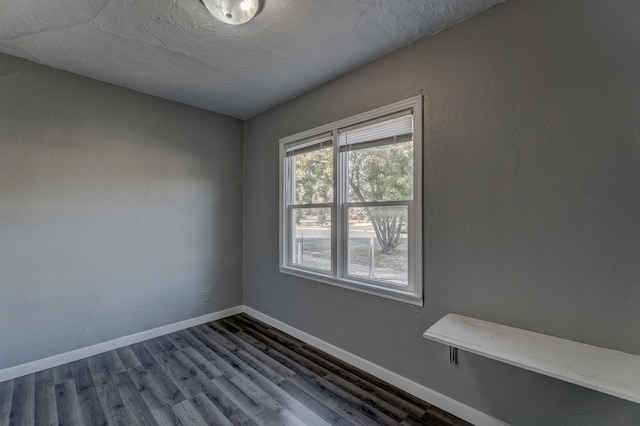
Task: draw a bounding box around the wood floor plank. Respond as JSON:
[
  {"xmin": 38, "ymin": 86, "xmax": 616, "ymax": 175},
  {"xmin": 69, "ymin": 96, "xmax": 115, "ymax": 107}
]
[
  {"xmin": 196, "ymin": 377, "xmax": 251, "ymax": 424},
  {"xmin": 233, "ymin": 331, "xmax": 299, "ymax": 373},
  {"xmin": 87, "ymin": 351, "xmax": 126, "ymax": 376},
  {"xmin": 88, "ymin": 369, "xmax": 135, "ymax": 426},
  {"xmin": 55, "ymin": 380, "xmax": 84, "ymax": 426},
  {"xmin": 278, "ymin": 378, "xmax": 355, "ymax": 426},
  {"xmin": 173, "ymin": 330, "xmax": 238, "ymax": 378},
  {"xmin": 230, "ymin": 314, "xmax": 305, "ymax": 350},
  {"xmin": 245, "ymin": 406, "xmax": 307, "ymax": 426},
  {"xmin": 112, "ymin": 371, "xmax": 158, "ymax": 426},
  {"xmin": 189, "ymin": 393, "xmax": 233, "ymax": 426},
  {"xmin": 170, "ymin": 399, "xmax": 208, "ymax": 426},
  {"xmin": 227, "ymin": 373, "xmax": 282, "ymax": 414},
  {"xmin": 150, "ymin": 404, "xmax": 183, "ymax": 426},
  {"xmin": 128, "ymin": 343, "xmax": 186, "ymax": 409},
  {"xmin": 205, "ymin": 320, "xmax": 341, "ymax": 425},
  {"xmin": 238, "ymin": 418, "xmax": 260, "ymax": 426},
  {"xmin": 9, "ymin": 374, "xmax": 35, "ymax": 426},
  {"xmin": 220, "ymin": 315, "xmax": 257, "ymax": 334},
  {"xmin": 299, "ymin": 344, "xmax": 428, "ymax": 419},
  {"xmin": 115, "ymin": 347, "xmax": 142, "ymax": 371},
  {"xmin": 164, "ymin": 332, "xmax": 191, "ymax": 351},
  {"xmin": 234, "ymin": 372, "xmax": 334, "ymax": 426},
  {"xmin": 422, "ymin": 406, "xmax": 470, "ymax": 426},
  {"xmin": 0, "ymin": 380, "xmax": 14, "ymax": 426},
  {"xmin": 34, "ymin": 369, "xmax": 57, "ymax": 426},
  {"xmin": 208, "ymin": 322, "xmax": 296, "ymax": 380},
  {"xmin": 287, "ymin": 374, "xmax": 390, "ymax": 426},
  {"xmin": 143, "ymin": 339, "xmax": 203, "ymax": 399},
  {"xmin": 166, "ymin": 353, "xmax": 249, "ymax": 424},
  {"xmin": 238, "ymin": 327, "xmax": 401, "ymax": 425},
  {"xmin": 188, "ymin": 327, "xmax": 260, "ymax": 378},
  {"xmin": 52, "ymin": 364, "xmax": 73, "ymax": 386},
  {"xmin": 179, "ymin": 347, "xmax": 223, "ymax": 380},
  {"xmin": 324, "ymin": 371, "xmax": 409, "ymax": 421},
  {"xmin": 141, "ymin": 338, "xmax": 168, "ymax": 358},
  {"xmin": 153, "ymin": 336, "xmax": 179, "ymax": 356},
  {"xmin": 72, "ymin": 361, "xmax": 109, "ymax": 426},
  {"xmin": 217, "ymin": 318, "xmax": 242, "ymax": 334},
  {"xmin": 212, "ymin": 375, "xmax": 262, "ymax": 418},
  {"xmin": 234, "ymin": 329, "xmax": 394, "ymax": 425},
  {"xmin": 209, "ymin": 344, "xmax": 332, "ymax": 426},
  {"xmin": 402, "ymin": 414, "xmax": 442, "ymax": 426},
  {"xmin": 226, "ymin": 314, "xmax": 277, "ymax": 337},
  {"xmin": 34, "ymin": 370, "xmax": 53, "ymax": 386},
  {"xmin": 196, "ymin": 325, "xmax": 285, "ymax": 385},
  {"xmin": 185, "ymin": 326, "xmax": 328, "ymax": 426},
  {"xmin": 230, "ymin": 331, "xmax": 371, "ymax": 425},
  {"xmin": 302, "ymin": 344, "xmax": 433, "ymax": 414}
]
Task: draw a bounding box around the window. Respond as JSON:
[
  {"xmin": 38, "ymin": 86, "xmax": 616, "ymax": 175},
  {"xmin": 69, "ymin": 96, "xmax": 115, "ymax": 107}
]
[{"xmin": 279, "ymin": 96, "xmax": 422, "ymax": 305}]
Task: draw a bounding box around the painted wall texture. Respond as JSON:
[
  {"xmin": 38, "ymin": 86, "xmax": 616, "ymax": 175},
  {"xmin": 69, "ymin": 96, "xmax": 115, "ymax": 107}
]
[
  {"xmin": 0, "ymin": 54, "xmax": 244, "ymax": 370},
  {"xmin": 243, "ymin": 0, "xmax": 640, "ymax": 424}
]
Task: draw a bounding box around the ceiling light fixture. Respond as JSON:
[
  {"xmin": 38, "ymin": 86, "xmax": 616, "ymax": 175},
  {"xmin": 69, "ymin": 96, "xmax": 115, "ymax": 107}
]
[{"xmin": 201, "ymin": 0, "xmax": 263, "ymax": 25}]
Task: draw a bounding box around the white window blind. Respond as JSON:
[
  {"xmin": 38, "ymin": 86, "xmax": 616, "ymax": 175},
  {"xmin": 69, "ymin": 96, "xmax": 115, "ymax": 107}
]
[
  {"xmin": 285, "ymin": 133, "xmax": 332, "ymax": 157},
  {"xmin": 339, "ymin": 112, "xmax": 413, "ymax": 149}
]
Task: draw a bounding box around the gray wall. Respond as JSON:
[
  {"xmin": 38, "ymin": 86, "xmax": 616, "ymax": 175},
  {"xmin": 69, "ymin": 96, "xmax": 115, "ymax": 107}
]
[
  {"xmin": 243, "ymin": 0, "xmax": 640, "ymax": 424},
  {"xmin": 0, "ymin": 54, "xmax": 244, "ymax": 370}
]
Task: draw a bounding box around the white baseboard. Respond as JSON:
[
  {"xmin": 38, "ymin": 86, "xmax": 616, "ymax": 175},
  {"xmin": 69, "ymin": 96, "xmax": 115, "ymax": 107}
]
[
  {"xmin": 0, "ymin": 305, "xmax": 243, "ymax": 383},
  {"xmin": 242, "ymin": 305, "xmax": 506, "ymax": 426},
  {"xmin": 1, "ymin": 303, "xmax": 504, "ymax": 425}
]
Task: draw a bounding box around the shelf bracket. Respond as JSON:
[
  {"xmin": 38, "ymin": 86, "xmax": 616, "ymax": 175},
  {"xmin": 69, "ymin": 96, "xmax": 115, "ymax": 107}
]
[{"xmin": 449, "ymin": 346, "xmax": 458, "ymax": 365}]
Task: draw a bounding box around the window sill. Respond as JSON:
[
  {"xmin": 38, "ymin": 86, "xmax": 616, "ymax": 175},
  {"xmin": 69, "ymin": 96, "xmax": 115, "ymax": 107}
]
[{"xmin": 280, "ymin": 266, "xmax": 423, "ymax": 306}]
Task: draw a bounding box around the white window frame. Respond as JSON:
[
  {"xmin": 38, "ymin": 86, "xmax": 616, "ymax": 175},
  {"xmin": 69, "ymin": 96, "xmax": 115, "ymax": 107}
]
[{"xmin": 279, "ymin": 96, "xmax": 423, "ymax": 306}]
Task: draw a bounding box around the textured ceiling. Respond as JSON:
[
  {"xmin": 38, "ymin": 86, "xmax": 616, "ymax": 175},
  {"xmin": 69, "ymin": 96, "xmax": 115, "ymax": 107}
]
[{"xmin": 0, "ymin": 0, "xmax": 503, "ymax": 119}]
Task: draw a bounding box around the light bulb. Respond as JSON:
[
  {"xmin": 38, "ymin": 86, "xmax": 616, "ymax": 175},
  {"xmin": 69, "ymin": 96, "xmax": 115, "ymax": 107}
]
[{"xmin": 201, "ymin": 0, "xmax": 263, "ymax": 25}]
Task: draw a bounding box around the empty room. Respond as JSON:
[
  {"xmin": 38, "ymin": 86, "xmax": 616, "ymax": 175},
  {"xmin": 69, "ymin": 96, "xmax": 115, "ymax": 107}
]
[{"xmin": 1, "ymin": 0, "xmax": 639, "ymax": 424}]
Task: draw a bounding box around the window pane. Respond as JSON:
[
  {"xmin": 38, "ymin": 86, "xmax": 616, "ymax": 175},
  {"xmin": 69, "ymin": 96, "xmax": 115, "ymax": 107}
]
[
  {"xmin": 291, "ymin": 207, "xmax": 331, "ymax": 271},
  {"xmin": 293, "ymin": 146, "xmax": 333, "ymax": 204},
  {"xmin": 347, "ymin": 206, "xmax": 408, "ymax": 285},
  {"xmin": 347, "ymin": 141, "xmax": 413, "ymax": 203}
]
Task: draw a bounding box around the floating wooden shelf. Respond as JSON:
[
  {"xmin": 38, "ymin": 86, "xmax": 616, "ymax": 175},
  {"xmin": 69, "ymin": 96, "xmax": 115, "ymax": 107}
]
[{"xmin": 423, "ymin": 313, "xmax": 640, "ymax": 404}]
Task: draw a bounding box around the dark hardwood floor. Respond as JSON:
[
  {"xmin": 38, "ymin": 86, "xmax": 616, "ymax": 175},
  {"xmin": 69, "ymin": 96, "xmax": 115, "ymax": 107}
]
[{"xmin": 0, "ymin": 314, "xmax": 470, "ymax": 425}]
